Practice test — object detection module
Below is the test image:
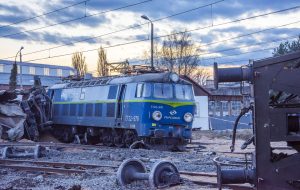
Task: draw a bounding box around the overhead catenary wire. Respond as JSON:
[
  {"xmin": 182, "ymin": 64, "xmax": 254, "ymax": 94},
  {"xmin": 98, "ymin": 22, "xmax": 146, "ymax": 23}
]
[
  {"xmin": 0, "ymin": 0, "xmax": 90, "ymax": 29},
  {"xmin": 0, "ymin": 0, "xmax": 152, "ymax": 38},
  {"xmin": 5, "ymin": 4, "xmax": 300, "ymax": 62},
  {"xmin": 118, "ymin": 34, "xmax": 299, "ymax": 65},
  {"xmin": 24, "ymin": 18, "xmax": 300, "ymax": 63},
  {"xmin": 2, "ymin": 2, "xmax": 299, "ymax": 61},
  {"xmin": 3, "ymin": 3, "xmax": 300, "ymax": 65},
  {"xmin": 1, "ymin": 0, "xmax": 225, "ymax": 60}
]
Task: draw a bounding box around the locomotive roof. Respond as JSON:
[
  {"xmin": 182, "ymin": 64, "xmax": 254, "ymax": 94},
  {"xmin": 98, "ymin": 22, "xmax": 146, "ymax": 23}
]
[{"xmin": 50, "ymin": 72, "xmax": 191, "ymax": 89}]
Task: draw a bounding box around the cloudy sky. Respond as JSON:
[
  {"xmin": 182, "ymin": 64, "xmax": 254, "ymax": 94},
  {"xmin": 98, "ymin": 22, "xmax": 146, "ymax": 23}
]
[{"xmin": 0, "ymin": 0, "xmax": 299, "ymax": 73}]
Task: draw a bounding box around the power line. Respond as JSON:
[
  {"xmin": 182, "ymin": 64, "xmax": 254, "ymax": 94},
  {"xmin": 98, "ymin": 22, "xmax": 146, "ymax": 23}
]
[
  {"xmin": 0, "ymin": 0, "xmax": 90, "ymax": 29},
  {"xmin": 197, "ymin": 35, "xmax": 298, "ymax": 57},
  {"xmin": 0, "ymin": 0, "xmax": 152, "ymax": 38},
  {"xmin": 6, "ymin": 5, "xmax": 300, "ymax": 63},
  {"xmin": 127, "ymin": 34, "xmax": 299, "ymax": 64},
  {"xmin": 3, "ymin": 2, "xmax": 298, "ymax": 60},
  {"xmin": 25, "ymin": 19, "xmax": 299, "ymax": 63},
  {"xmin": 1, "ymin": 0, "xmax": 225, "ymax": 60},
  {"xmin": 201, "ymin": 47, "xmax": 274, "ymax": 62},
  {"xmin": 198, "ymin": 21, "xmax": 300, "ymax": 48}
]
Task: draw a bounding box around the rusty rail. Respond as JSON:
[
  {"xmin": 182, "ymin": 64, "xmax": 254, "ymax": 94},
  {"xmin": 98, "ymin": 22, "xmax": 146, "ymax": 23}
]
[{"xmin": 0, "ymin": 158, "xmax": 117, "ymax": 175}]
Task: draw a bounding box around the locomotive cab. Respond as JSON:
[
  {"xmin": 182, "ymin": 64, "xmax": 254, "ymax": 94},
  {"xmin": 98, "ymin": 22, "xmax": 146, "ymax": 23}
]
[{"xmin": 122, "ymin": 81, "xmax": 195, "ymax": 144}]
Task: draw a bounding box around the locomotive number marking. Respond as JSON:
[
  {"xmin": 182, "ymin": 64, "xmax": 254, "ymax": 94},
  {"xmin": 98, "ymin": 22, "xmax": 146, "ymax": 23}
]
[
  {"xmin": 151, "ymin": 105, "xmax": 163, "ymax": 109},
  {"xmin": 124, "ymin": 115, "xmax": 140, "ymax": 122}
]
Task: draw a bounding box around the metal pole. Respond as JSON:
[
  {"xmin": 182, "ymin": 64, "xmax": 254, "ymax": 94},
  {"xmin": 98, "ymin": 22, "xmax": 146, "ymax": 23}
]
[
  {"xmin": 150, "ymin": 22, "xmax": 154, "ymax": 71},
  {"xmin": 19, "ymin": 49, "xmax": 23, "ymax": 89}
]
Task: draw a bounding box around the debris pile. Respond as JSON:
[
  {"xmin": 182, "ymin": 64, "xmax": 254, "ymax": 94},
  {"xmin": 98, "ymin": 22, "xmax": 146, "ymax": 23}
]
[{"xmin": 0, "ymin": 76, "xmax": 52, "ymax": 142}]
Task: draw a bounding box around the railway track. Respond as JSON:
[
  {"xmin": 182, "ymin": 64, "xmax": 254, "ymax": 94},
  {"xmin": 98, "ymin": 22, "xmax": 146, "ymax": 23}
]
[
  {"xmin": 0, "ymin": 141, "xmax": 105, "ymax": 150},
  {"xmin": 0, "ymin": 141, "xmax": 253, "ymax": 156},
  {"xmin": 0, "ymin": 158, "xmax": 254, "ymax": 189},
  {"xmin": 0, "ymin": 158, "xmax": 117, "ymax": 175}
]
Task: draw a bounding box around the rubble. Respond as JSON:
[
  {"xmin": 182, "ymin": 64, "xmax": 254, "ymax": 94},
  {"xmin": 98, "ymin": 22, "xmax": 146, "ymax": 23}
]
[{"xmin": 0, "ymin": 76, "xmax": 52, "ymax": 142}]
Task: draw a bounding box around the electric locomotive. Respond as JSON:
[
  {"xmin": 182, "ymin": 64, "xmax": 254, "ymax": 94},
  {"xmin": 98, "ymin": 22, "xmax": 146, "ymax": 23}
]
[{"xmin": 48, "ymin": 72, "xmax": 195, "ymax": 148}]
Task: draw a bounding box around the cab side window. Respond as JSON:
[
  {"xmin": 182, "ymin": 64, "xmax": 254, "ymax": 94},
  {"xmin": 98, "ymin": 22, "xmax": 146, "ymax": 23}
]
[{"xmin": 108, "ymin": 85, "xmax": 118, "ymax": 99}]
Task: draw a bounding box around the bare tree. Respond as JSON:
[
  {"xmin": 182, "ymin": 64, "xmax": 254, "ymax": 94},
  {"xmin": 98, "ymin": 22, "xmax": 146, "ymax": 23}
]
[
  {"xmin": 97, "ymin": 47, "xmax": 107, "ymax": 76},
  {"xmin": 192, "ymin": 67, "xmax": 211, "ymax": 85},
  {"xmin": 72, "ymin": 52, "xmax": 87, "ymax": 77},
  {"xmin": 161, "ymin": 30, "xmax": 199, "ymax": 76}
]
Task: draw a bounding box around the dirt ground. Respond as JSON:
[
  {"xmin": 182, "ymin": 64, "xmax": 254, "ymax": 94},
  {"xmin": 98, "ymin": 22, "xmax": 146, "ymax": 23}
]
[{"xmin": 0, "ymin": 130, "xmax": 254, "ymax": 190}]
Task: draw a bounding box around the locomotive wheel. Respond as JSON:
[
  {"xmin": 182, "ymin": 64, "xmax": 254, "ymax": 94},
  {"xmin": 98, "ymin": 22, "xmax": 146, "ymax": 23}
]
[
  {"xmin": 124, "ymin": 131, "xmax": 136, "ymax": 148},
  {"xmin": 103, "ymin": 130, "xmax": 114, "ymax": 147},
  {"xmin": 117, "ymin": 158, "xmax": 147, "ymax": 186},
  {"xmin": 62, "ymin": 130, "xmax": 72, "ymax": 143},
  {"xmin": 114, "ymin": 132, "xmax": 124, "ymax": 148},
  {"xmin": 149, "ymin": 160, "xmax": 180, "ymax": 188}
]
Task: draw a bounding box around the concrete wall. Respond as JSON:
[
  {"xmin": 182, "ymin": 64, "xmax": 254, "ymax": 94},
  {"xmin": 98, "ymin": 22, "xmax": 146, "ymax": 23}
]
[{"xmin": 192, "ymin": 96, "xmax": 209, "ymax": 130}]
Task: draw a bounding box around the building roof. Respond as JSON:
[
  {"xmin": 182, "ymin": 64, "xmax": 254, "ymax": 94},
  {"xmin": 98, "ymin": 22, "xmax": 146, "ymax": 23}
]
[
  {"xmin": 0, "ymin": 60, "xmax": 74, "ymax": 70},
  {"xmin": 180, "ymin": 75, "xmax": 211, "ymax": 96}
]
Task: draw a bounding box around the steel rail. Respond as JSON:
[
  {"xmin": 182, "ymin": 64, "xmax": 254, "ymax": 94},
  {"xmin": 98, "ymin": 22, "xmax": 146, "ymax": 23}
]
[
  {"xmin": 0, "ymin": 164, "xmax": 114, "ymax": 175},
  {"xmin": 0, "ymin": 159, "xmax": 118, "ymax": 169}
]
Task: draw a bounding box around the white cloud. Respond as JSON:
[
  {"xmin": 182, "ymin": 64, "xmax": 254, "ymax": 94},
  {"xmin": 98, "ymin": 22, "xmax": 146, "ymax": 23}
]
[{"xmin": 0, "ymin": 0, "xmax": 299, "ymax": 70}]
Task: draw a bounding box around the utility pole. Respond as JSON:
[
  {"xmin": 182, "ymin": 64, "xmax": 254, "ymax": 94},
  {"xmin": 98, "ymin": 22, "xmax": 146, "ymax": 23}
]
[
  {"xmin": 14, "ymin": 46, "xmax": 24, "ymax": 89},
  {"xmin": 141, "ymin": 15, "xmax": 154, "ymax": 71},
  {"xmin": 20, "ymin": 47, "xmax": 23, "ymax": 89}
]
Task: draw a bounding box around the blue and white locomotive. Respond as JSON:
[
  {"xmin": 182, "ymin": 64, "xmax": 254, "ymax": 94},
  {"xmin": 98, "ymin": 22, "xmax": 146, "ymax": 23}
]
[{"xmin": 48, "ymin": 72, "xmax": 195, "ymax": 148}]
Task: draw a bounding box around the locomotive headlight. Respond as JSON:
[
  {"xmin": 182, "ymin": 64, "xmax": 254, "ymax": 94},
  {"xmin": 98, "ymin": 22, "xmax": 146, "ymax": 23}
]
[
  {"xmin": 184, "ymin": 112, "xmax": 193, "ymax": 122},
  {"xmin": 152, "ymin": 111, "xmax": 162, "ymax": 121},
  {"xmin": 169, "ymin": 73, "xmax": 179, "ymax": 82}
]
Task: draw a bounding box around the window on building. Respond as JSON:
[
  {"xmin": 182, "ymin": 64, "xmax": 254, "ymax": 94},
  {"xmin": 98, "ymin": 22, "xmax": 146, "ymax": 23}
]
[
  {"xmin": 44, "ymin": 68, "xmax": 50, "ymax": 76},
  {"xmin": 57, "ymin": 69, "xmax": 62, "ymax": 76},
  {"xmin": 29, "ymin": 67, "xmax": 35, "ymax": 75},
  {"xmin": 17, "ymin": 65, "xmax": 20, "ymax": 74},
  {"xmin": 0, "ymin": 64, "xmax": 3, "ymax": 72}
]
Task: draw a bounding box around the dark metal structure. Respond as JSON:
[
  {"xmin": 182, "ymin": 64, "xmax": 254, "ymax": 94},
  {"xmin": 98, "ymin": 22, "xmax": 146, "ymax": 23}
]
[{"xmin": 213, "ymin": 51, "xmax": 300, "ymax": 189}]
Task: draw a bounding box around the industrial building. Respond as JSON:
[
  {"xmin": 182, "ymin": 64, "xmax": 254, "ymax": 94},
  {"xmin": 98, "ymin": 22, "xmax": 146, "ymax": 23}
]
[{"xmin": 0, "ymin": 60, "xmax": 75, "ymax": 89}]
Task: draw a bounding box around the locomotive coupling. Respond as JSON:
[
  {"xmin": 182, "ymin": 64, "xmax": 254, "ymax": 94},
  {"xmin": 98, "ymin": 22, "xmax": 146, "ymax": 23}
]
[{"xmin": 117, "ymin": 158, "xmax": 181, "ymax": 188}]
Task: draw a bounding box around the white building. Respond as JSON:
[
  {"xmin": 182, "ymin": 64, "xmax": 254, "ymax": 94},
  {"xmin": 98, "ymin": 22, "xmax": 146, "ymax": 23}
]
[{"xmin": 181, "ymin": 75, "xmax": 210, "ymax": 130}]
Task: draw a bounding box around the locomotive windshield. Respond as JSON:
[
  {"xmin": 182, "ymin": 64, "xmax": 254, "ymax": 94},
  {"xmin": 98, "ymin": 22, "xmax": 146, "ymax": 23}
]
[
  {"xmin": 136, "ymin": 82, "xmax": 194, "ymax": 100},
  {"xmin": 175, "ymin": 84, "xmax": 193, "ymax": 100},
  {"xmin": 154, "ymin": 83, "xmax": 173, "ymax": 99}
]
